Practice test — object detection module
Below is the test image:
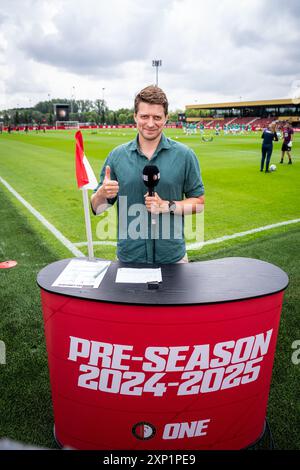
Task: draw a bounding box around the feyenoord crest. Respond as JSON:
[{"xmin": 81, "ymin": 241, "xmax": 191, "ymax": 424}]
[{"xmin": 132, "ymin": 422, "xmax": 156, "ymax": 440}]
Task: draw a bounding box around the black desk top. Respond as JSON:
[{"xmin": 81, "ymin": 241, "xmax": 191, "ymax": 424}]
[{"xmin": 37, "ymin": 257, "xmax": 289, "ymax": 306}]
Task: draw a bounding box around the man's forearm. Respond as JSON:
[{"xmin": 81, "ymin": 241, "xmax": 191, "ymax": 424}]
[
  {"xmin": 91, "ymin": 190, "xmax": 109, "ymax": 215},
  {"xmin": 145, "ymin": 194, "xmax": 205, "ymax": 216},
  {"xmin": 173, "ymin": 197, "xmax": 205, "ymax": 215}
]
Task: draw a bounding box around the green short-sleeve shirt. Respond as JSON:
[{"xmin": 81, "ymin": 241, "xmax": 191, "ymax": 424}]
[{"xmin": 95, "ymin": 133, "xmax": 204, "ymax": 263}]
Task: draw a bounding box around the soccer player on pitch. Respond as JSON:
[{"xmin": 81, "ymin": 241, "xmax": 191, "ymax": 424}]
[{"xmin": 280, "ymin": 122, "xmax": 294, "ymax": 165}]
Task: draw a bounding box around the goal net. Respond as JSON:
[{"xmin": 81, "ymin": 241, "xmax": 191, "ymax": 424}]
[{"xmin": 56, "ymin": 121, "xmax": 80, "ymax": 130}]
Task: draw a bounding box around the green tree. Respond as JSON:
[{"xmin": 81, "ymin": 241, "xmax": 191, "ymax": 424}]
[
  {"xmin": 3, "ymin": 113, "xmax": 10, "ymax": 125},
  {"xmin": 13, "ymin": 110, "xmax": 20, "ymax": 125},
  {"xmin": 77, "ymin": 100, "xmax": 93, "ymax": 113},
  {"xmin": 118, "ymin": 113, "xmax": 127, "ymax": 124},
  {"xmin": 69, "ymin": 112, "xmax": 78, "ymax": 122},
  {"xmin": 32, "ymin": 110, "xmax": 43, "ymax": 124},
  {"xmin": 28, "ymin": 109, "xmax": 33, "ymax": 124},
  {"xmin": 186, "ymin": 109, "xmax": 200, "ymax": 118},
  {"xmin": 35, "ymin": 101, "xmax": 50, "ymax": 114},
  {"xmin": 168, "ymin": 109, "xmax": 184, "ymax": 122},
  {"xmin": 23, "ymin": 111, "xmax": 29, "ymax": 124},
  {"xmin": 85, "ymin": 111, "xmax": 98, "ymax": 123},
  {"xmin": 106, "ymin": 111, "xmax": 115, "ymax": 125},
  {"xmin": 80, "ymin": 112, "xmax": 89, "ymax": 123},
  {"xmin": 114, "ymin": 108, "xmax": 134, "ymax": 124},
  {"xmin": 126, "ymin": 111, "xmax": 134, "ymax": 124},
  {"xmin": 48, "ymin": 113, "xmax": 54, "ymax": 125},
  {"xmin": 94, "ymin": 99, "xmax": 108, "ymax": 124}
]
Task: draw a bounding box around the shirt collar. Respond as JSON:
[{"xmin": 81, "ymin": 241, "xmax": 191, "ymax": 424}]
[{"xmin": 128, "ymin": 133, "xmax": 172, "ymax": 153}]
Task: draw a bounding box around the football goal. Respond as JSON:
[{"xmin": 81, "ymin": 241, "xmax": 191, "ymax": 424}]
[{"xmin": 55, "ymin": 121, "xmax": 80, "ymax": 130}]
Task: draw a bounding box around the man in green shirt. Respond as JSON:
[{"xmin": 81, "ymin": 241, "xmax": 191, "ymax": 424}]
[{"xmin": 91, "ymin": 85, "xmax": 205, "ymax": 264}]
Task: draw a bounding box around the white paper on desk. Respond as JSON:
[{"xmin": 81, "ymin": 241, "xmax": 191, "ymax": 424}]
[
  {"xmin": 115, "ymin": 268, "xmax": 162, "ymax": 283},
  {"xmin": 52, "ymin": 259, "xmax": 111, "ymax": 288}
]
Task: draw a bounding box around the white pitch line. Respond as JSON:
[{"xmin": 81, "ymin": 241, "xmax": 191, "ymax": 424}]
[
  {"xmin": 187, "ymin": 218, "xmax": 300, "ymax": 250},
  {"xmin": 0, "ymin": 176, "xmax": 84, "ymax": 258},
  {"xmin": 74, "ymin": 241, "xmax": 117, "ymax": 247},
  {"xmin": 74, "ymin": 218, "xmax": 300, "ymax": 250}
]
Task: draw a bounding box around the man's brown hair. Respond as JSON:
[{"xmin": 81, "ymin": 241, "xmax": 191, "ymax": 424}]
[{"xmin": 134, "ymin": 85, "xmax": 168, "ymax": 115}]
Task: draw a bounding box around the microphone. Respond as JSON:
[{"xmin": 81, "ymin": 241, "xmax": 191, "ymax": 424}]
[
  {"xmin": 143, "ymin": 165, "xmax": 160, "ymax": 263},
  {"xmin": 142, "ymin": 165, "xmax": 160, "ymax": 196}
]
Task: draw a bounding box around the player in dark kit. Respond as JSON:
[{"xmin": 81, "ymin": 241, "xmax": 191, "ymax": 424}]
[
  {"xmin": 280, "ymin": 122, "xmax": 294, "ymax": 164},
  {"xmin": 260, "ymin": 123, "xmax": 278, "ymax": 173}
]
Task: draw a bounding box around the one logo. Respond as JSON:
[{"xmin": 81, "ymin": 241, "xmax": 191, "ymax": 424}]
[{"xmin": 132, "ymin": 422, "xmax": 156, "ymax": 440}]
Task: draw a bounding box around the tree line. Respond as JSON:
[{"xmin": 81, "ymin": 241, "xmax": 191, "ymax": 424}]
[{"xmin": 0, "ymin": 99, "xmax": 183, "ymax": 126}]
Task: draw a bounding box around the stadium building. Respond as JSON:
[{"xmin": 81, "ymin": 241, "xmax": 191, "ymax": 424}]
[{"xmin": 184, "ymin": 98, "xmax": 300, "ymax": 130}]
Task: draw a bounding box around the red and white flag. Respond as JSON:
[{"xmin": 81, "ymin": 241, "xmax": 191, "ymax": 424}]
[{"xmin": 75, "ymin": 130, "xmax": 98, "ymax": 190}]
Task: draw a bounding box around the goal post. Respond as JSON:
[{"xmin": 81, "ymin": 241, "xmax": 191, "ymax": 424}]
[{"xmin": 55, "ymin": 121, "xmax": 80, "ymax": 130}]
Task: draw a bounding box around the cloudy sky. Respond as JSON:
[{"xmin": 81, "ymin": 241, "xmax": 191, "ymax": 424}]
[{"xmin": 0, "ymin": 0, "xmax": 300, "ymax": 111}]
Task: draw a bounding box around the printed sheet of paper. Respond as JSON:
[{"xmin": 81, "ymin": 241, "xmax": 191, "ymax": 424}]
[
  {"xmin": 115, "ymin": 268, "xmax": 162, "ymax": 284},
  {"xmin": 52, "ymin": 259, "xmax": 111, "ymax": 288}
]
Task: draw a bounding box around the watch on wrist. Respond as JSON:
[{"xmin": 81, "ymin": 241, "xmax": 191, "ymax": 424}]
[{"xmin": 168, "ymin": 200, "xmax": 176, "ymax": 214}]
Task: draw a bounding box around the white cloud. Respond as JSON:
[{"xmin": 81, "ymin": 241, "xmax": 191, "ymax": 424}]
[{"xmin": 0, "ymin": 0, "xmax": 299, "ymax": 110}]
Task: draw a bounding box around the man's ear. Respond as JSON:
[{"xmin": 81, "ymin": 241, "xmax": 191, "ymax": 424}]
[
  {"xmin": 134, "ymin": 113, "xmax": 137, "ymax": 124},
  {"xmin": 165, "ymin": 114, "xmax": 169, "ymax": 124}
]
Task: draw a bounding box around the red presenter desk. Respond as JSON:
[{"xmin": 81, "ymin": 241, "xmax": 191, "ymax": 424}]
[{"xmin": 37, "ymin": 257, "xmax": 288, "ymax": 450}]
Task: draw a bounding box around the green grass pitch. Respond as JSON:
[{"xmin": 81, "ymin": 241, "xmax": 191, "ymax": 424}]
[{"xmin": 0, "ymin": 128, "xmax": 299, "ymax": 258}]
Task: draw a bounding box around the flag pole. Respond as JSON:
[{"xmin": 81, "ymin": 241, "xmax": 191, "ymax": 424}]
[
  {"xmin": 75, "ymin": 130, "xmax": 98, "ymax": 261},
  {"xmin": 82, "ymin": 188, "xmax": 94, "ymax": 260}
]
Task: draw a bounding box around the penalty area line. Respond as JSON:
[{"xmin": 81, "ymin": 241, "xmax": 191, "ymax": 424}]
[{"xmin": 0, "ymin": 176, "xmax": 84, "ymax": 258}]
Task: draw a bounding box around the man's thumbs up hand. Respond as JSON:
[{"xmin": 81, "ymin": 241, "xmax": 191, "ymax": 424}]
[
  {"xmin": 104, "ymin": 165, "xmax": 111, "ymax": 181},
  {"xmin": 99, "ymin": 165, "xmax": 119, "ymax": 199}
]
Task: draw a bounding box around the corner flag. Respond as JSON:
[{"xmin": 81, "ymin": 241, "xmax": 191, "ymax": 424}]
[
  {"xmin": 75, "ymin": 130, "xmax": 98, "ymax": 190},
  {"xmin": 75, "ymin": 130, "xmax": 98, "ymax": 259}
]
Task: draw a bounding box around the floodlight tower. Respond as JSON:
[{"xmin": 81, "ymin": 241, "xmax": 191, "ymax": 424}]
[
  {"xmin": 71, "ymin": 86, "xmax": 75, "ymax": 113},
  {"xmin": 152, "ymin": 59, "xmax": 162, "ymax": 86},
  {"xmin": 47, "ymin": 94, "xmax": 51, "ymax": 113}
]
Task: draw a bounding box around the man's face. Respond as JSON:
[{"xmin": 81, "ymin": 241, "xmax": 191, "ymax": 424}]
[{"xmin": 134, "ymin": 102, "xmax": 167, "ymax": 141}]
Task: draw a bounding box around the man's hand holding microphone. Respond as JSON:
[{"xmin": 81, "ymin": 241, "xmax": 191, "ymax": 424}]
[{"xmin": 144, "ymin": 192, "xmax": 170, "ymax": 214}]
